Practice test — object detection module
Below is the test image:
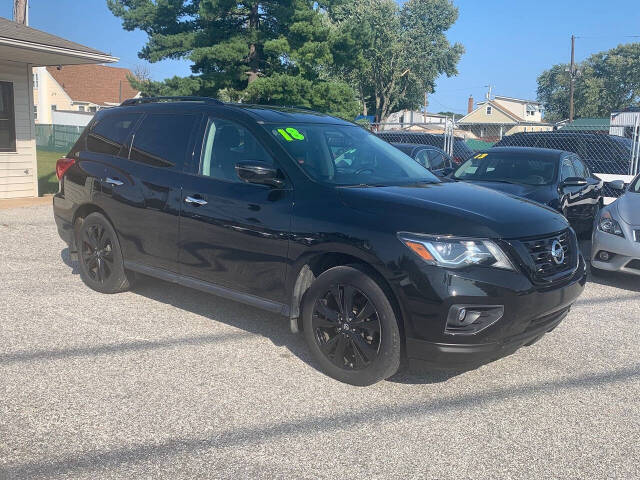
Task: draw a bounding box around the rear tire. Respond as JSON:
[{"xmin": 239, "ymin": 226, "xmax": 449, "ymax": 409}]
[
  {"xmin": 301, "ymin": 266, "xmax": 401, "ymax": 386},
  {"xmin": 76, "ymin": 212, "xmax": 131, "ymax": 294}
]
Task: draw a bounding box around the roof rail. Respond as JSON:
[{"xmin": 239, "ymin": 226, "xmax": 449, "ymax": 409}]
[{"xmin": 120, "ymin": 96, "xmax": 223, "ymax": 106}]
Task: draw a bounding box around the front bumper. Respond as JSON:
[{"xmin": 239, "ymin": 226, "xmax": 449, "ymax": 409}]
[
  {"xmin": 402, "ymin": 255, "xmax": 587, "ymax": 369},
  {"xmin": 591, "ymin": 227, "xmax": 640, "ymax": 276}
]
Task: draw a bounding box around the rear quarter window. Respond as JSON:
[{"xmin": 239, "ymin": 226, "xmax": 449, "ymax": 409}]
[
  {"xmin": 130, "ymin": 113, "xmax": 199, "ymax": 169},
  {"xmin": 86, "ymin": 113, "xmax": 141, "ymax": 156}
]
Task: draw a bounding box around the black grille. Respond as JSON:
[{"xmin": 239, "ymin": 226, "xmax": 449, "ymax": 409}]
[
  {"xmin": 520, "ymin": 230, "xmax": 576, "ymax": 283},
  {"xmin": 626, "ymin": 259, "xmax": 640, "ymax": 271}
]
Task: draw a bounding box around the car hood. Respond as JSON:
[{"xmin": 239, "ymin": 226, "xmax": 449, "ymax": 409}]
[
  {"xmin": 463, "ymin": 180, "xmax": 550, "ymax": 203},
  {"xmin": 616, "ymin": 192, "xmax": 640, "ymax": 225},
  {"xmin": 337, "ymin": 181, "xmax": 568, "ymax": 239}
]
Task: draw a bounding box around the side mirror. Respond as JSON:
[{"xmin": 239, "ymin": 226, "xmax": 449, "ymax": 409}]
[
  {"xmin": 235, "ymin": 161, "xmax": 285, "ymax": 188},
  {"xmin": 560, "ymin": 177, "xmax": 588, "ymax": 188},
  {"xmin": 607, "ymin": 179, "xmax": 625, "ymax": 191}
]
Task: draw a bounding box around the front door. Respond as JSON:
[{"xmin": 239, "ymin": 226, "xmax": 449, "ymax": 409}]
[{"xmin": 178, "ymin": 116, "xmax": 293, "ymax": 304}]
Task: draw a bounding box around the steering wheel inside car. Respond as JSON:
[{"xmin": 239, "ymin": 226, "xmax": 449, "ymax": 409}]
[{"xmin": 354, "ymin": 167, "xmax": 375, "ymax": 175}]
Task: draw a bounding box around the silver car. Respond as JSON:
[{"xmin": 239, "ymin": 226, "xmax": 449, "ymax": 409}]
[{"xmin": 591, "ymin": 176, "xmax": 640, "ymax": 276}]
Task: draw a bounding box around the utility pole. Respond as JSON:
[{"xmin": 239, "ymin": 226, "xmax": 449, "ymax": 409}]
[
  {"xmin": 484, "ymin": 84, "xmax": 493, "ymax": 100},
  {"xmin": 423, "ymin": 91, "xmax": 428, "ymax": 122},
  {"xmin": 569, "ymin": 34, "xmax": 576, "ymax": 122},
  {"xmin": 13, "ymin": 0, "xmax": 28, "ymax": 25}
]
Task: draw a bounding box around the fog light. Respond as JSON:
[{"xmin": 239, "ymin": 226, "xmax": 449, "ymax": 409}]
[
  {"xmin": 598, "ymin": 251, "xmax": 612, "ymax": 262},
  {"xmin": 445, "ymin": 305, "xmax": 504, "ymax": 335}
]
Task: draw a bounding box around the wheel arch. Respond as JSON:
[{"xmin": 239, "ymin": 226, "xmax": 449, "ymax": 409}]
[{"xmin": 288, "ymin": 251, "xmax": 406, "ymax": 340}]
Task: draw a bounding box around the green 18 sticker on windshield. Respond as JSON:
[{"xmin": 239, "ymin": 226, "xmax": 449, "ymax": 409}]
[{"xmin": 277, "ymin": 127, "xmax": 305, "ymax": 141}]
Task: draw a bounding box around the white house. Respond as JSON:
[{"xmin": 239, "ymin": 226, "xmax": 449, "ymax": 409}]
[
  {"xmin": 381, "ymin": 109, "xmax": 449, "ymax": 130},
  {"xmin": 0, "ymin": 17, "xmax": 117, "ymax": 199}
]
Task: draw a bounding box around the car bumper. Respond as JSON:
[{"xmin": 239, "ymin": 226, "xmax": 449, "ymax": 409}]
[
  {"xmin": 402, "ymin": 256, "xmax": 587, "ymax": 369},
  {"xmin": 591, "ymin": 228, "xmax": 640, "ymax": 276},
  {"xmin": 53, "ymin": 194, "xmax": 76, "ymax": 252}
]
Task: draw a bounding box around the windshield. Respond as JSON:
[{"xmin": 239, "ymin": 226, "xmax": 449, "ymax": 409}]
[
  {"xmin": 453, "ymin": 152, "xmax": 558, "ymax": 186},
  {"xmin": 269, "ymin": 124, "xmax": 438, "ymax": 186}
]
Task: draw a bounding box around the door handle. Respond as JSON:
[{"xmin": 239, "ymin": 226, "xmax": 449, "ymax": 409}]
[
  {"xmin": 184, "ymin": 196, "xmax": 208, "ymax": 206},
  {"xmin": 105, "ymin": 177, "xmax": 124, "ymax": 186}
]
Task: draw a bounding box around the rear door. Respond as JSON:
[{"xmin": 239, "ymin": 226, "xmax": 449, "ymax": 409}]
[
  {"xmin": 101, "ymin": 111, "xmax": 201, "ymax": 273},
  {"xmin": 178, "ymin": 115, "xmax": 293, "ymax": 304}
]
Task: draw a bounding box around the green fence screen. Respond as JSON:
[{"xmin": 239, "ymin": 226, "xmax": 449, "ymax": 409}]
[{"xmin": 35, "ymin": 124, "xmax": 84, "ymax": 153}]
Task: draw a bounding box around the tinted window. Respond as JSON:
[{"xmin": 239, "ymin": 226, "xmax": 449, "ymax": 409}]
[
  {"xmin": 87, "ymin": 113, "xmax": 140, "ymax": 156},
  {"xmin": 130, "ymin": 113, "xmax": 198, "ymax": 168},
  {"xmin": 571, "ymin": 156, "xmax": 589, "ymax": 178},
  {"xmin": 454, "ymin": 152, "xmax": 558, "ymax": 186},
  {"xmin": 272, "ymin": 124, "xmax": 438, "ymax": 186},
  {"xmin": 0, "ymin": 81, "xmax": 16, "ymax": 152},
  {"xmin": 427, "ymin": 150, "xmax": 446, "ymax": 170},
  {"xmin": 201, "ymin": 118, "xmax": 273, "ymax": 182},
  {"xmin": 560, "ymin": 157, "xmax": 576, "ymax": 181},
  {"xmin": 414, "ymin": 149, "xmax": 431, "ymax": 168}
]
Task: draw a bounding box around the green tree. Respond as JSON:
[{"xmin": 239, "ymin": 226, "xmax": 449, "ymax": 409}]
[
  {"xmin": 108, "ymin": 0, "xmax": 359, "ymax": 118},
  {"xmin": 328, "ymin": 0, "xmax": 463, "ymax": 121},
  {"xmin": 537, "ymin": 43, "xmax": 640, "ymax": 122}
]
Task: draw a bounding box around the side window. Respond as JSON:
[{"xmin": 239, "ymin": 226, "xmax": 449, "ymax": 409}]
[
  {"xmin": 414, "ymin": 149, "xmax": 431, "ymax": 168},
  {"xmin": 560, "ymin": 157, "xmax": 576, "ymax": 181},
  {"xmin": 0, "ymin": 81, "xmax": 16, "ymax": 152},
  {"xmin": 427, "ymin": 150, "xmax": 446, "ymax": 170},
  {"xmin": 571, "ymin": 156, "xmax": 589, "ymax": 178},
  {"xmin": 200, "ymin": 118, "xmax": 273, "ymax": 182},
  {"xmin": 130, "ymin": 113, "xmax": 199, "ymax": 169},
  {"xmin": 87, "ymin": 113, "xmax": 140, "ymax": 156}
]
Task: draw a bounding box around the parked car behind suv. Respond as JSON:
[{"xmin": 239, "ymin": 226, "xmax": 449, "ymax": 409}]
[
  {"xmin": 390, "ymin": 143, "xmax": 454, "ymax": 177},
  {"xmin": 53, "ymin": 97, "xmax": 587, "ymax": 386},
  {"xmin": 376, "ymin": 131, "xmax": 474, "ymax": 165},
  {"xmin": 494, "ymin": 131, "xmax": 635, "ymax": 197},
  {"xmin": 452, "ymin": 147, "xmax": 604, "ymax": 235}
]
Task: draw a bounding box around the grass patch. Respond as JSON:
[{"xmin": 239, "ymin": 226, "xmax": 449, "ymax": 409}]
[{"xmin": 37, "ymin": 149, "xmax": 63, "ymax": 196}]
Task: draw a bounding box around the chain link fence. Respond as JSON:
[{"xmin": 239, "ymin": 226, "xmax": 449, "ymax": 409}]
[
  {"xmin": 372, "ymin": 118, "xmax": 640, "ymax": 198},
  {"xmin": 35, "ymin": 124, "xmax": 83, "ymax": 153}
]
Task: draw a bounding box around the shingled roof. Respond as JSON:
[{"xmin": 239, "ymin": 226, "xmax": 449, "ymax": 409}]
[
  {"xmin": 47, "ymin": 65, "xmax": 140, "ymax": 106},
  {"xmin": 0, "ymin": 17, "xmax": 107, "ymax": 56}
]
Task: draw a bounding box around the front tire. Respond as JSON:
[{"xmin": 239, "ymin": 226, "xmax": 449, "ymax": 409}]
[
  {"xmin": 301, "ymin": 266, "xmax": 401, "ymax": 386},
  {"xmin": 76, "ymin": 212, "xmax": 131, "ymax": 294}
]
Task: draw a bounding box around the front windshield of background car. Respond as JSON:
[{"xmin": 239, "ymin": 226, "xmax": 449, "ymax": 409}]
[
  {"xmin": 268, "ymin": 123, "xmax": 439, "ymax": 186},
  {"xmin": 453, "ymin": 152, "xmax": 558, "ymax": 186}
]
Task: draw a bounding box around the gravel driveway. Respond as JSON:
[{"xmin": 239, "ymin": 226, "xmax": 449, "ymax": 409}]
[{"xmin": 1, "ymin": 205, "xmax": 639, "ymax": 479}]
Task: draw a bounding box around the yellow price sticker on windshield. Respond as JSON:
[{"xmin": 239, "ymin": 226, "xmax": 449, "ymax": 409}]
[
  {"xmin": 474, "ymin": 153, "xmax": 488, "ymax": 159},
  {"xmin": 277, "ymin": 127, "xmax": 305, "ymax": 142}
]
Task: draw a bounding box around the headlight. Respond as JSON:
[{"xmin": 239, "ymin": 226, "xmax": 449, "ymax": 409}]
[
  {"xmin": 398, "ymin": 234, "xmax": 514, "ymax": 270},
  {"xmin": 598, "ymin": 211, "xmax": 624, "ymax": 237}
]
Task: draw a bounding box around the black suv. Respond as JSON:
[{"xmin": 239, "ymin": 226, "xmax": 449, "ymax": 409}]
[{"xmin": 53, "ymin": 97, "xmax": 586, "ymax": 386}]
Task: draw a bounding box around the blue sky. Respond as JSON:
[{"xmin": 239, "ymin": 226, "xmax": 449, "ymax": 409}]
[{"xmin": 1, "ymin": 0, "xmax": 639, "ymax": 114}]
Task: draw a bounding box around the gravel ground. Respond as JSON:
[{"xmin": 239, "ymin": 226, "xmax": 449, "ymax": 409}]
[{"xmin": 0, "ymin": 205, "xmax": 639, "ymax": 480}]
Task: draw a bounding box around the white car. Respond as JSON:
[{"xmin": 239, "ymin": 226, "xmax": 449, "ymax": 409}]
[{"xmin": 591, "ymin": 176, "xmax": 640, "ymax": 276}]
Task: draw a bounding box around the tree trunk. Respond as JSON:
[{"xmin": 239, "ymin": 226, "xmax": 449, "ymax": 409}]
[
  {"xmin": 359, "ymin": 81, "xmax": 367, "ymax": 116},
  {"xmin": 247, "ymin": 2, "xmax": 260, "ymax": 84}
]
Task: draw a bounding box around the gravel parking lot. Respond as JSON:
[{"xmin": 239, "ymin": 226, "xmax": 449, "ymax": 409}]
[{"xmin": 1, "ymin": 204, "xmax": 639, "ymax": 479}]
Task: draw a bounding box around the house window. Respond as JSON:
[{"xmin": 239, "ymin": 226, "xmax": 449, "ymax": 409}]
[
  {"xmin": 78, "ymin": 106, "xmax": 85, "ymax": 112},
  {"xmin": 51, "ymin": 105, "xmax": 57, "ymax": 111},
  {"xmin": 486, "ymin": 106, "xmax": 492, "ymax": 115},
  {"xmin": 33, "ymin": 73, "xmax": 38, "ymax": 89},
  {"xmin": 34, "ymin": 105, "xmax": 37, "ymax": 120},
  {"xmin": 0, "ymin": 82, "xmax": 16, "ymax": 152},
  {"xmin": 89, "ymin": 106, "xmax": 97, "ymax": 113}
]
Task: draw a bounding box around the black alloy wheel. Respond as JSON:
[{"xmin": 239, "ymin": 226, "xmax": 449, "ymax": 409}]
[
  {"xmin": 81, "ymin": 223, "xmax": 114, "ymax": 284},
  {"xmin": 312, "ymin": 285, "xmax": 381, "ymax": 370},
  {"xmin": 76, "ymin": 212, "xmax": 132, "ymax": 294},
  {"xmin": 302, "ymin": 265, "xmax": 401, "ymax": 386}
]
